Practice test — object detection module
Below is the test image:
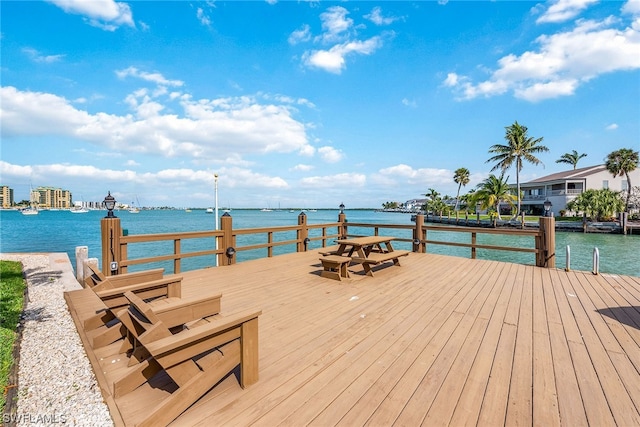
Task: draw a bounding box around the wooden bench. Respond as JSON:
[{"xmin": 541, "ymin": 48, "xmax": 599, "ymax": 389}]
[
  {"xmin": 351, "ymin": 250, "xmax": 410, "ymax": 276},
  {"xmin": 319, "ymin": 255, "xmax": 352, "ymax": 281},
  {"xmin": 318, "ymin": 245, "xmax": 341, "ymax": 256}
]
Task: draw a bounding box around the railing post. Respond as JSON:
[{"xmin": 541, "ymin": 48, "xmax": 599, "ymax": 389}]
[
  {"xmin": 471, "ymin": 232, "xmax": 477, "ymax": 259},
  {"xmin": 101, "ymin": 216, "xmax": 122, "ymax": 276},
  {"xmin": 338, "ymin": 211, "xmax": 347, "ymax": 239},
  {"xmin": 538, "ymin": 217, "xmax": 556, "ymax": 268},
  {"xmin": 219, "ymin": 212, "xmax": 234, "ymax": 266},
  {"xmin": 413, "ymin": 213, "xmax": 424, "ymax": 253},
  {"xmin": 297, "ymin": 212, "xmax": 308, "ymax": 252}
]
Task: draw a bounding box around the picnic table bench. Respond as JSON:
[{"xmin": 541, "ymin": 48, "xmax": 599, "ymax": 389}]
[{"xmin": 318, "ymin": 236, "xmax": 409, "ymax": 277}]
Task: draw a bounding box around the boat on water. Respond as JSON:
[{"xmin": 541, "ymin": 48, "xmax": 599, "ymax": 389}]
[
  {"xmin": 21, "ymin": 207, "xmax": 38, "ymax": 216},
  {"xmin": 260, "ymin": 208, "xmax": 273, "ymax": 212},
  {"xmin": 128, "ymin": 206, "xmax": 140, "ymax": 214},
  {"xmin": 206, "ymin": 208, "xmax": 214, "ymax": 214},
  {"xmin": 70, "ymin": 206, "xmax": 89, "ymax": 214}
]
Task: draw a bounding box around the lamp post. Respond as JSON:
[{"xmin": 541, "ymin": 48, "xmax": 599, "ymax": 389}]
[
  {"xmin": 103, "ymin": 191, "xmax": 116, "ymax": 218},
  {"xmin": 215, "ymin": 173, "xmax": 219, "ymax": 266},
  {"xmin": 543, "ymin": 199, "xmax": 552, "ymax": 217},
  {"xmin": 339, "ymin": 203, "xmax": 345, "ymax": 214}
]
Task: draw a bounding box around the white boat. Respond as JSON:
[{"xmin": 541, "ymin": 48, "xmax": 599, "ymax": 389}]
[
  {"xmin": 260, "ymin": 208, "xmax": 272, "ymax": 212},
  {"xmin": 21, "ymin": 207, "xmax": 38, "ymax": 215},
  {"xmin": 206, "ymin": 208, "xmax": 214, "ymax": 214},
  {"xmin": 23, "ymin": 184, "xmax": 39, "ymax": 215},
  {"xmin": 70, "ymin": 206, "xmax": 89, "ymax": 214},
  {"xmin": 129, "ymin": 197, "xmax": 141, "ymax": 213}
]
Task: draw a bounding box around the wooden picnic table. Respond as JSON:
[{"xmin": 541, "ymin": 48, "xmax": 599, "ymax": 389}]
[{"xmin": 333, "ymin": 236, "xmax": 409, "ymax": 276}]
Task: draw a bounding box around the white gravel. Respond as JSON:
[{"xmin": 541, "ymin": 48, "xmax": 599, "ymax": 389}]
[{"xmin": 1, "ymin": 253, "xmax": 113, "ymax": 426}]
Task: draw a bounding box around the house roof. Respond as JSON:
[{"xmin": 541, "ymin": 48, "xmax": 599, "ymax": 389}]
[{"xmin": 526, "ymin": 164, "xmax": 607, "ymax": 183}]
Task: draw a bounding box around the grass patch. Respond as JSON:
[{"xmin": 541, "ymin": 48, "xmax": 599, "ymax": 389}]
[{"xmin": 0, "ymin": 260, "xmax": 26, "ymax": 413}]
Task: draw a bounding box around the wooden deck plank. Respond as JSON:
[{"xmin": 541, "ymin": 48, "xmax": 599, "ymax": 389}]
[{"xmin": 62, "ymin": 249, "xmax": 640, "ymax": 427}]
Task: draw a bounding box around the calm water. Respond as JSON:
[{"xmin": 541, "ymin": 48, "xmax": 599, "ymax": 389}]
[{"xmin": 1, "ymin": 209, "xmax": 638, "ymax": 277}]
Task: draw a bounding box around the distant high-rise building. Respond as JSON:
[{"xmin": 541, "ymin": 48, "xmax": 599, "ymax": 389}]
[
  {"xmin": 0, "ymin": 185, "xmax": 14, "ymax": 208},
  {"xmin": 33, "ymin": 186, "xmax": 72, "ymax": 209}
]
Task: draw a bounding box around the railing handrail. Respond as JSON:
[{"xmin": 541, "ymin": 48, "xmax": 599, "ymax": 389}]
[{"xmin": 101, "ymin": 213, "xmax": 554, "ymax": 275}]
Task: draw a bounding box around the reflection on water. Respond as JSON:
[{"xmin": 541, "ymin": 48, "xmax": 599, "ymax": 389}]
[{"xmin": 1, "ymin": 209, "xmax": 638, "ymax": 277}]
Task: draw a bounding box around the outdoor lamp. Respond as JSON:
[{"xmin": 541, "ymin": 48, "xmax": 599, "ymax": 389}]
[
  {"xmin": 104, "ymin": 191, "xmax": 117, "ymax": 218},
  {"xmin": 339, "ymin": 203, "xmax": 345, "ymax": 214},
  {"xmin": 225, "ymin": 246, "xmax": 236, "ymax": 265},
  {"xmin": 304, "ymin": 237, "xmax": 310, "ymax": 251},
  {"xmin": 543, "ymin": 199, "xmax": 552, "ymax": 217}
]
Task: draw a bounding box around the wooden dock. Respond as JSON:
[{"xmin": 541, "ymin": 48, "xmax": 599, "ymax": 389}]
[{"xmin": 67, "ymin": 250, "xmax": 640, "ymax": 426}]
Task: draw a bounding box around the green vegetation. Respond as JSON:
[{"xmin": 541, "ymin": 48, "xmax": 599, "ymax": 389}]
[
  {"xmin": 453, "ymin": 167, "xmax": 470, "ymax": 212},
  {"xmin": 473, "ymin": 173, "xmax": 517, "ymax": 223},
  {"xmin": 0, "ymin": 260, "xmax": 26, "ymax": 412},
  {"xmin": 556, "ymin": 150, "xmax": 587, "ymax": 170},
  {"xmin": 566, "ymin": 188, "xmax": 625, "ymax": 221},
  {"xmin": 605, "ymin": 148, "xmax": 639, "ymax": 212},
  {"xmin": 486, "ymin": 121, "xmax": 549, "ymax": 217}
]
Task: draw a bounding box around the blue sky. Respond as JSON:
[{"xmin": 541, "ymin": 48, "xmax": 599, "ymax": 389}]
[{"xmin": 1, "ymin": 0, "xmax": 639, "ymax": 208}]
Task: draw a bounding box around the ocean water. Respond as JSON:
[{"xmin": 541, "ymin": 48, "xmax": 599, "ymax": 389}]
[{"xmin": 1, "ymin": 208, "xmax": 638, "ymax": 277}]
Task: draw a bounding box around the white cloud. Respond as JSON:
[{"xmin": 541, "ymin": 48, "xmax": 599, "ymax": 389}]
[
  {"xmin": 318, "ymin": 6, "xmax": 353, "ymax": 43},
  {"xmin": 303, "ymin": 37, "xmax": 383, "ymax": 74},
  {"xmin": 318, "ymin": 146, "xmax": 344, "ymax": 163},
  {"xmin": 46, "ymin": 0, "xmax": 134, "ymax": 30},
  {"xmin": 297, "ymin": 5, "xmax": 392, "ymax": 73},
  {"xmin": 378, "ymin": 164, "xmax": 453, "ymax": 186},
  {"xmin": 606, "ymin": 123, "xmax": 619, "ymax": 130},
  {"xmin": 402, "ymin": 98, "xmax": 417, "ymax": 107},
  {"xmin": 536, "ymin": 0, "xmax": 599, "ymax": 24},
  {"xmin": 623, "ymin": 0, "xmax": 640, "ymax": 15},
  {"xmin": 291, "ymin": 164, "xmax": 314, "ymax": 172},
  {"xmin": 445, "ymin": 16, "xmax": 640, "ymax": 101},
  {"xmin": 116, "ymin": 67, "xmax": 184, "ymax": 87},
  {"xmin": 289, "ymin": 24, "xmax": 311, "ymax": 45},
  {"xmin": 196, "ymin": 8, "xmax": 211, "ymax": 27},
  {"xmin": 22, "ymin": 48, "xmax": 65, "ymax": 63},
  {"xmin": 0, "ymin": 85, "xmax": 314, "ymax": 162},
  {"xmin": 364, "ymin": 6, "xmax": 401, "ymax": 26},
  {"xmin": 300, "ymin": 172, "xmax": 366, "ymax": 188}
]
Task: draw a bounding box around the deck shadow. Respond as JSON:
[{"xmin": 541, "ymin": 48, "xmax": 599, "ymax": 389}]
[{"xmin": 597, "ymin": 306, "xmax": 640, "ymax": 330}]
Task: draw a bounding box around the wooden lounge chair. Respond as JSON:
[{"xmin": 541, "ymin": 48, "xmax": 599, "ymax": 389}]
[
  {"xmin": 78, "ymin": 263, "xmax": 222, "ymax": 349},
  {"xmin": 107, "ymin": 291, "xmax": 261, "ymax": 427}
]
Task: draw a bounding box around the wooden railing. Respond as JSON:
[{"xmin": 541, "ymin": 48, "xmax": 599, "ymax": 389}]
[{"xmin": 100, "ymin": 212, "xmax": 555, "ymax": 276}]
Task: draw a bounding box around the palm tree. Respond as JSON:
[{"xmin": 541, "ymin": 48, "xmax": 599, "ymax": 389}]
[
  {"xmin": 487, "ymin": 121, "xmax": 549, "ymax": 217},
  {"xmin": 605, "ymin": 148, "xmax": 639, "ymax": 212},
  {"xmin": 453, "ymin": 167, "xmax": 470, "ymax": 211},
  {"xmin": 474, "ymin": 173, "xmax": 517, "ymax": 221},
  {"xmin": 423, "ymin": 188, "xmax": 441, "ymax": 218},
  {"xmin": 556, "ymin": 150, "xmax": 587, "ymax": 170}
]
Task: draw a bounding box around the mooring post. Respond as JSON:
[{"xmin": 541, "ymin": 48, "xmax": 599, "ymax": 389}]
[
  {"xmin": 75, "ymin": 246, "xmax": 88, "ymax": 282},
  {"xmin": 538, "ymin": 216, "xmax": 556, "ymax": 268},
  {"xmin": 100, "ymin": 216, "xmax": 122, "ymax": 276}
]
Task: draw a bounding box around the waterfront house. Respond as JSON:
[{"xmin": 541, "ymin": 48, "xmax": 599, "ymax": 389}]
[{"xmin": 516, "ymin": 164, "xmax": 640, "ymax": 215}]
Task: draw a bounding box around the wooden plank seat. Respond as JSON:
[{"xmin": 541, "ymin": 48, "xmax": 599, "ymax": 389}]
[
  {"xmin": 351, "ymin": 249, "xmax": 410, "ymax": 276},
  {"xmin": 105, "ymin": 291, "xmax": 261, "ymax": 427},
  {"xmin": 319, "ymin": 255, "xmax": 352, "ymax": 281},
  {"xmin": 318, "ymin": 245, "xmax": 341, "ymax": 256},
  {"xmin": 84, "ymin": 263, "xmax": 166, "ymax": 289}
]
